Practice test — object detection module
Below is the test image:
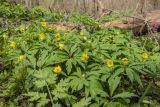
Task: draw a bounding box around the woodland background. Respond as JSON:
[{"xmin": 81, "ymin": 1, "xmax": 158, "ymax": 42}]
[{"xmin": 8, "ymin": 0, "xmax": 160, "ymax": 14}]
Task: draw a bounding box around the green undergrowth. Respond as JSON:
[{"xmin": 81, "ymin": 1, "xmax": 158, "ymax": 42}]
[{"xmin": 0, "ymin": 1, "xmax": 160, "ymax": 107}]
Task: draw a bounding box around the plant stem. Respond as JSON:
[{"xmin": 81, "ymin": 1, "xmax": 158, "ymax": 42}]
[
  {"xmin": 138, "ymin": 81, "xmax": 153, "ymax": 105},
  {"xmin": 45, "ymin": 80, "xmax": 54, "ymax": 106}
]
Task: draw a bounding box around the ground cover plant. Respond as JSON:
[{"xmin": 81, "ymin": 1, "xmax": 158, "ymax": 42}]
[{"xmin": 0, "ymin": 1, "xmax": 160, "ymax": 107}]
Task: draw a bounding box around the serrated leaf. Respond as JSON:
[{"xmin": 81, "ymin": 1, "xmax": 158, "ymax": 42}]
[
  {"xmin": 113, "ymin": 92, "xmax": 136, "ymax": 99},
  {"xmin": 34, "ymin": 80, "xmax": 46, "ymax": 88},
  {"xmin": 70, "ymin": 44, "xmax": 78, "ymax": 55},
  {"xmin": 112, "ymin": 68, "xmax": 124, "ymax": 78},
  {"xmin": 37, "ymin": 98, "xmax": 49, "ymax": 107},
  {"xmin": 37, "ymin": 50, "xmax": 48, "ymax": 67},
  {"xmin": 133, "ymin": 71, "xmax": 143, "ymax": 87},
  {"xmin": 66, "ymin": 59, "xmax": 72, "ymax": 75},
  {"xmin": 126, "ymin": 68, "xmax": 134, "ymax": 83},
  {"xmin": 108, "ymin": 76, "xmax": 121, "ymax": 97},
  {"xmin": 73, "ymin": 97, "xmax": 92, "ymax": 107}
]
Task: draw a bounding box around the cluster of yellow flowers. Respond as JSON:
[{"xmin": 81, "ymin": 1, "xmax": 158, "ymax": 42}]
[
  {"xmin": 7, "ymin": 22, "xmax": 150, "ymax": 74},
  {"xmin": 79, "ymin": 32, "xmax": 88, "ymax": 41},
  {"xmin": 106, "ymin": 52, "xmax": 149, "ymax": 68}
]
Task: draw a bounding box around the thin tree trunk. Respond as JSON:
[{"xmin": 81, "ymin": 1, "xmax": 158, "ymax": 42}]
[
  {"xmin": 152, "ymin": 0, "xmax": 159, "ymax": 9},
  {"xmin": 83, "ymin": 0, "xmax": 86, "ymax": 12}
]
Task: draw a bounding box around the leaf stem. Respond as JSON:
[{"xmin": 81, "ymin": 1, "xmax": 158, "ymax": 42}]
[
  {"xmin": 138, "ymin": 81, "xmax": 153, "ymax": 105},
  {"xmin": 45, "ymin": 80, "xmax": 54, "ymax": 106}
]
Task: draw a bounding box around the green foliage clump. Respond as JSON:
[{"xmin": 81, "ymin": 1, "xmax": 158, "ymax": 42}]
[{"xmin": 0, "ymin": 1, "xmax": 160, "ymax": 107}]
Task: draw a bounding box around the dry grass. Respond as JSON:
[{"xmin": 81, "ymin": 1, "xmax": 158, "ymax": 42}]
[{"xmin": 11, "ymin": 0, "xmax": 160, "ymax": 14}]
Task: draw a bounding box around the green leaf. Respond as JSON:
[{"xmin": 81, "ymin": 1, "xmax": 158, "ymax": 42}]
[
  {"xmin": 37, "ymin": 98, "xmax": 50, "ymax": 107},
  {"xmin": 70, "ymin": 44, "xmax": 78, "ymax": 55},
  {"xmin": 34, "ymin": 70, "xmax": 49, "ymax": 79},
  {"xmin": 73, "ymin": 97, "xmax": 92, "ymax": 107},
  {"xmin": 132, "ymin": 71, "xmax": 143, "ymax": 87},
  {"xmin": 113, "ymin": 92, "xmax": 136, "ymax": 99},
  {"xmin": 66, "ymin": 59, "xmax": 72, "ymax": 75},
  {"xmin": 24, "ymin": 92, "xmax": 49, "ymax": 106},
  {"xmin": 52, "ymin": 79, "xmax": 69, "ymax": 100},
  {"xmin": 108, "ymin": 76, "xmax": 121, "ymax": 97},
  {"xmin": 37, "ymin": 50, "xmax": 48, "ymax": 68},
  {"xmin": 34, "ymin": 80, "xmax": 46, "ymax": 88},
  {"xmin": 112, "ymin": 68, "xmax": 124, "ymax": 78},
  {"xmin": 89, "ymin": 79, "xmax": 102, "ymax": 97},
  {"xmin": 126, "ymin": 68, "xmax": 134, "ymax": 83}
]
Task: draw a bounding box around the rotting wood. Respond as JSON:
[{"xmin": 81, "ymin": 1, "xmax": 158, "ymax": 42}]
[{"xmin": 100, "ymin": 10, "xmax": 160, "ymax": 34}]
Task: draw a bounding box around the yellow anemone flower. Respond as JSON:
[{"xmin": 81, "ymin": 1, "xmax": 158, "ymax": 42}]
[
  {"xmin": 41, "ymin": 21, "xmax": 46, "ymax": 27},
  {"xmin": 121, "ymin": 58, "xmax": 128, "ymax": 64},
  {"xmin": 64, "ymin": 33, "xmax": 68, "ymax": 37},
  {"xmin": 80, "ymin": 32, "xmax": 84, "ymax": 36},
  {"xmin": 106, "ymin": 59, "xmax": 114, "ymax": 68},
  {"xmin": 10, "ymin": 41, "xmax": 16, "ymax": 48},
  {"xmin": 48, "ymin": 27, "xmax": 52, "ymax": 31},
  {"xmin": 87, "ymin": 40, "xmax": 91, "ymax": 44},
  {"xmin": 53, "ymin": 65, "xmax": 62, "ymax": 73},
  {"xmin": 2, "ymin": 34, "xmax": 7, "ymax": 39},
  {"xmin": 55, "ymin": 33, "xmax": 61, "ymax": 41},
  {"xmin": 20, "ymin": 28, "xmax": 25, "ymax": 33},
  {"xmin": 59, "ymin": 44, "xmax": 64, "ymax": 50},
  {"xmin": 142, "ymin": 52, "xmax": 149, "ymax": 59},
  {"xmin": 81, "ymin": 53, "xmax": 89, "ymax": 61},
  {"xmin": 18, "ymin": 55, "xmax": 25, "ymax": 61},
  {"xmin": 83, "ymin": 36, "xmax": 88, "ymax": 40},
  {"xmin": 116, "ymin": 32, "xmax": 120, "ymax": 35},
  {"xmin": 39, "ymin": 33, "xmax": 45, "ymax": 40}
]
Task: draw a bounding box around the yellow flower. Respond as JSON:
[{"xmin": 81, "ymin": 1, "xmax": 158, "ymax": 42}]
[
  {"xmin": 121, "ymin": 58, "xmax": 128, "ymax": 64},
  {"xmin": 87, "ymin": 40, "xmax": 91, "ymax": 44},
  {"xmin": 10, "ymin": 41, "xmax": 16, "ymax": 48},
  {"xmin": 80, "ymin": 32, "xmax": 84, "ymax": 36},
  {"xmin": 106, "ymin": 59, "xmax": 114, "ymax": 68},
  {"xmin": 142, "ymin": 52, "xmax": 148, "ymax": 59},
  {"xmin": 116, "ymin": 32, "xmax": 120, "ymax": 35},
  {"xmin": 53, "ymin": 65, "xmax": 62, "ymax": 73},
  {"xmin": 18, "ymin": 55, "xmax": 25, "ymax": 61},
  {"xmin": 2, "ymin": 34, "xmax": 7, "ymax": 39},
  {"xmin": 48, "ymin": 27, "xmax": 52, "ymax": 31},
  {"xmin": 59, "ymin": 44, "xmax": 64, "ymax": 50},
  {"xmin": 81, "ymin": 53, "xmax": 89, "ymax": 61},
  {"xmin": 64, "ymin": 33, "xmax": 68, "ymax": 37},
  {"xmin": 83, "ymin": 36, "xmax": 87, "ymax": 40},
  {"xmin": 55, "ymin": 26, "xmax": 62, "ymax": 32},
  {"xmin": 41, "ymin": 21, "xmax": 46, "ymax": 27},
  {"xmin": 39, "ymin": 33, "xmax": 45, "ymax": 40},
  {"xmin": 55, "ymin": 33, "xmax": 61, "ymax": 41},
  {"xmin": 20, "ymin": 28, "xmax": 25, "ymax": 33}
]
